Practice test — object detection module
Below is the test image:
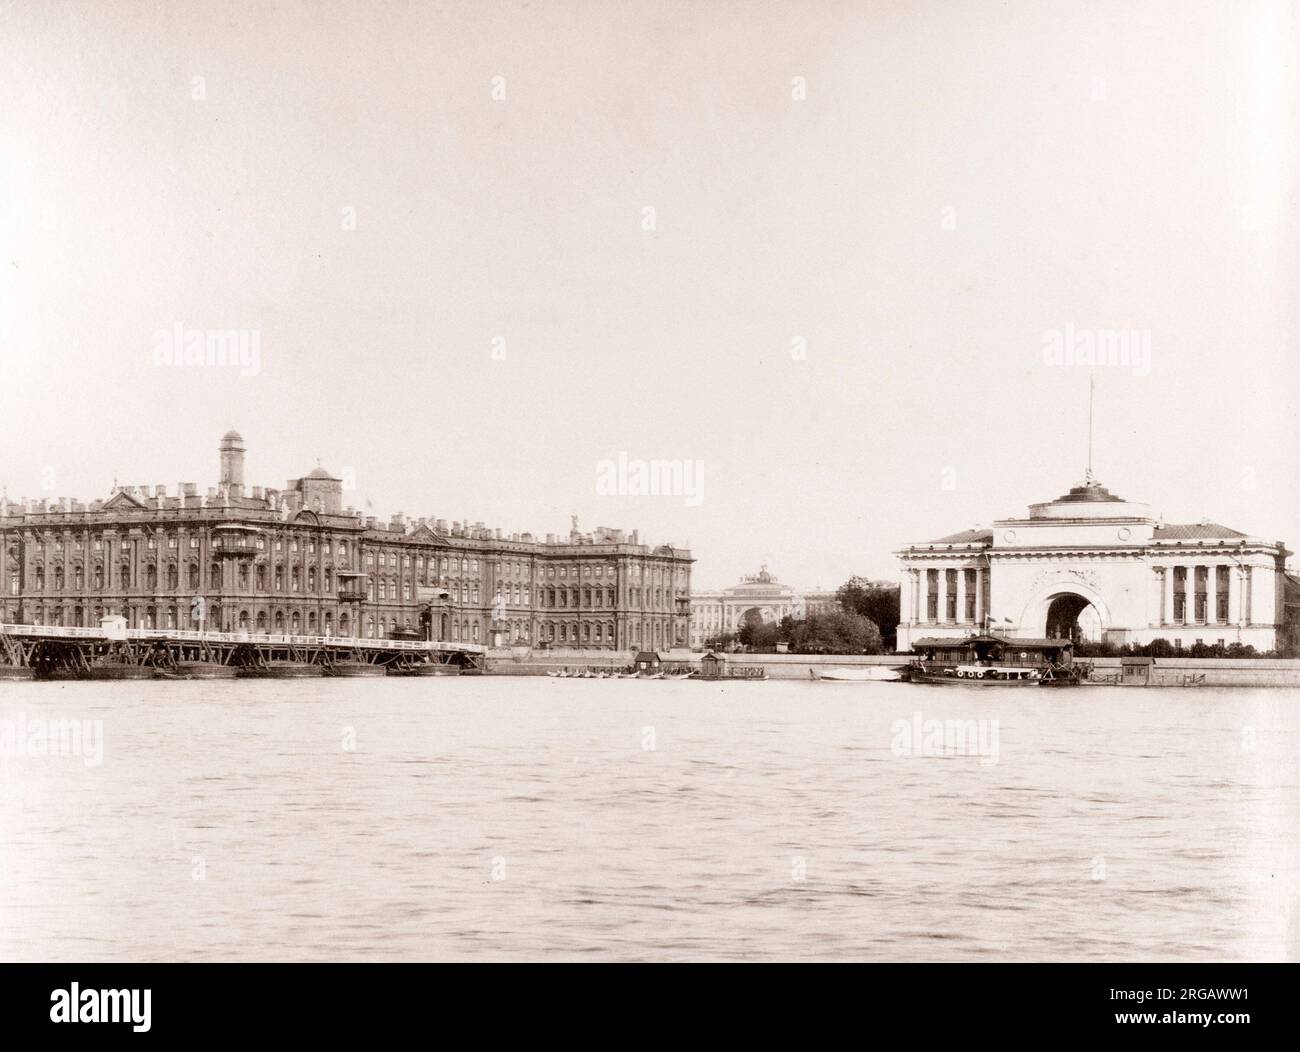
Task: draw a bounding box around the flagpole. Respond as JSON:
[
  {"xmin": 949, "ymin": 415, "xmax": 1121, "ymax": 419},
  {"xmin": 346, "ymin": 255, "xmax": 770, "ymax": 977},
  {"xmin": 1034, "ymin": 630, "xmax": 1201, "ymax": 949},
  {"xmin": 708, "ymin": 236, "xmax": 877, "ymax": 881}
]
[{"xmin": 1087, "ymin": 371, "xmax": 1095, "ymax": 482}]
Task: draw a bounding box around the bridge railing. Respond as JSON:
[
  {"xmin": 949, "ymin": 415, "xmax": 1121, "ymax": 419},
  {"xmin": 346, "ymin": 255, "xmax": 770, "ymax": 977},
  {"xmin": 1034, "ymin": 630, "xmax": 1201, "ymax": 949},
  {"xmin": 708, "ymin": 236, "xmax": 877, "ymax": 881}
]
[{"xmin": 0, "ymin": 623, "xmax": 485, "ymax": 655}]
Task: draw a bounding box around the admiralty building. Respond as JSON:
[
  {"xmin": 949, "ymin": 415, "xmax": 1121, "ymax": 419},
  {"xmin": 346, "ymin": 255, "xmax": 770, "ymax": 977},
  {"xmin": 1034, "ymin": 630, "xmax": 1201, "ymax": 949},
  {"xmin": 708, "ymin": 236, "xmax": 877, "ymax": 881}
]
[{"xmin": 0, "ymin": 432, "xmax": 693, "ymax": 650}]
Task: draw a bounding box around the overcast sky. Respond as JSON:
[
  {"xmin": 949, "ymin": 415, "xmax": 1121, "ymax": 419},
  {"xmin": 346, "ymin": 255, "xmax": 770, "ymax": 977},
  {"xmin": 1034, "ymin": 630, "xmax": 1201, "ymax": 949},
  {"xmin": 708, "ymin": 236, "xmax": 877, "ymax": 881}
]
[{"xmin": 1, "ymin": 0, "xmax": 1296, "ymax": 590}]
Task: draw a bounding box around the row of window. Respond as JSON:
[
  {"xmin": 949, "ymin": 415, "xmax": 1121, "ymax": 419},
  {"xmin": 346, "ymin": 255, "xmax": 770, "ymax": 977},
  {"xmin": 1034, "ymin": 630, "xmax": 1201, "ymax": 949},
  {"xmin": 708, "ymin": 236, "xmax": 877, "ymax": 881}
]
[
  {"xmin": 924, "ymin": 568, "xmax": 983, "ymax": 622},
  {"xmin": 15, "ymin": 564, "xmax": 345, "ymax": 595},
  {"xmin": 1169, "ymin": 566, "xmax": 1233, "ymax": 623},
  {"xmin": 24, "ymin": 533, "xmax": 354, "ymax": 556},
  {"xmin": 15, "ymin": 604, "xmax": 481, "ymax": 642},
  {"xmin": 12, "ymin": 566, "xmax": 692, "ymax": 611},
  {"xmin": 10, "ymin": 541, "xmax": 691, "ymax": 596}
]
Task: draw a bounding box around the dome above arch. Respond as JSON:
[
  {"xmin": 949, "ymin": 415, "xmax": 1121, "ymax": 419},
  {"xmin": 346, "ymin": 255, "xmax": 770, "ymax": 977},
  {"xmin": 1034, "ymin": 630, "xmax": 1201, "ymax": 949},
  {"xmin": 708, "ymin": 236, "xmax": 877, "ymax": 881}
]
[{"xmin": 1027, "ymin": 477, "xmax": 1150, "ymax": 521}]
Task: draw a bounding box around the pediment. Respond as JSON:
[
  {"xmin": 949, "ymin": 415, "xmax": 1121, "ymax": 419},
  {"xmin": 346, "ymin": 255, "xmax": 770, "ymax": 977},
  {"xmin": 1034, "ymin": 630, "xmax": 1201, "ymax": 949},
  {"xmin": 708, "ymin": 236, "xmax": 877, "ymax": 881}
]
[{"xmin": 103, "ymin": 490, "xmax": 148, "ymax": 511}]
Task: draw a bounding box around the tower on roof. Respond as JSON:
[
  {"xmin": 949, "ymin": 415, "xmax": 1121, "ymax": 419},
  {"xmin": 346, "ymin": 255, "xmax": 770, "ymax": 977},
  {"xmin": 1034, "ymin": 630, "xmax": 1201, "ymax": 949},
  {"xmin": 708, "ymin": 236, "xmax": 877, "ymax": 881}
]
[
  {"xmin": 292, "ymin": 461, "xmax": 343, "ymax": 515},
  {"xmin": 219, "ymin": 430, "xmax": 246, "ymax": 494}
]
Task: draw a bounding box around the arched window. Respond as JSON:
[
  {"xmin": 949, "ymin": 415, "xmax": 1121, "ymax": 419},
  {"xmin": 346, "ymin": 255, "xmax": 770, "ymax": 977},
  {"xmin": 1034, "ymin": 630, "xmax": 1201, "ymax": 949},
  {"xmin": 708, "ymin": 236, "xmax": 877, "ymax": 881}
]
[
  {"xmin": 256, "ymin": 565, "xmax": 266, "ymax": 590},
  {"xmin": 366, "ymin": 617, "xmax": 375, "ymax": 638},
  {"xmin": 307, "ymin": 611, "xmax": 317, "ymax": 633},
  {"xmin": 35, "ymin": 567, "xmax": 44, "ymax": 591},
  {"xmin": 472, "ymin": 622, "xmax": 479, "ymax": 642},
  {"xmin": 54, "ymin": 566, "xmax": 64, "ymax": 590},
  {"xmin": 166, "ymin": 606, "xmax": 177, "ymax": 629},
  {"xmin": 238, "ymin": 564, "xmax": 250, "ymax": 590},
  {"xmin": 189, "ymin": 564, "xmax": 200, "ymax": 589},
  {"xmin": 210, "ymin": 563, "xmax": 221, "ymax": 589},
  {"xmin": 93, "ymin": 566, "xmax": 103, "ymax": 590},
  {"xmin": 167, "ymin": 564, "xmax": 178, "ymax": 590},
  {"xmin": 308, "ymin": 568, "xmax": 317, "ymax": 592},
  {"xmin": 339, "ymin": 612, "xmax": 350, "ymax": 636},
  {"xmin": 145, "ymin": 607, "xmax": 156, "ymax": 629},
  {"xmin": 238, "ymin": 610, "xmax": 249, "ymax": 630},
  {"xmin": 291, "ymin": 567, "xmax": 301, "ymax": 591},
  {"xmin": 120, "ymin": 564, "xmax": 130, "ymax": 589},
  {"xmin": 324, "ymin": 612, "xmax": 333, "ymax": 635},
  {"xmin": 256, "ymin": 611, "xmax": 267, "ymax": 631},
  {"xmin": 291, "ymin": 611, "xmax": 301, "ymax": 633},
  {"xmin": 274, "ymin": 610, "xmax": 285, "ymax": 632}
]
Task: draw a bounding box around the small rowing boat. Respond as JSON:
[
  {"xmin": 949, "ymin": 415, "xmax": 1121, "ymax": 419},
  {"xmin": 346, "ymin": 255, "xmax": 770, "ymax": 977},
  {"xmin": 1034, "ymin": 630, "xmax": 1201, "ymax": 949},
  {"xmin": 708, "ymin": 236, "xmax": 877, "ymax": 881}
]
[{"xmin": 814, "ymin": 666, "xmax": 903, "ymax": 682}]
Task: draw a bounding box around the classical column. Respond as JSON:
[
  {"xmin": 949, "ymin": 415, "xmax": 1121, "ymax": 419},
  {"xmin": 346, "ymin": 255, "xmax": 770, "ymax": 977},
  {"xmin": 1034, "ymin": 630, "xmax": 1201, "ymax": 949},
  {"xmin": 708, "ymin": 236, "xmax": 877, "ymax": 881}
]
[
  {"xmin": 899, "ymin": 569, "xmax": 912, "ymax": 628},
  {"xmin": 1206, "ymin": 564, "xmax": 1218, "ymax": 625},
  {"xmin": 1241, "ymin": 565, "xmax": 1253, "ymax": 626},
  {"xmin": 1163, "ymin": 565, "xmax": 1174, "ymax": 627},
  {"xmin": 973, "ymin": 567, "xmax": 985, "ymax": 629},
  {"xmin": 955, "ymin": 569, "xmax": 967, "ymax": 625},
  {"xmin": 936, "ymin": 568, "xmax": 947, "ymax": 625}
]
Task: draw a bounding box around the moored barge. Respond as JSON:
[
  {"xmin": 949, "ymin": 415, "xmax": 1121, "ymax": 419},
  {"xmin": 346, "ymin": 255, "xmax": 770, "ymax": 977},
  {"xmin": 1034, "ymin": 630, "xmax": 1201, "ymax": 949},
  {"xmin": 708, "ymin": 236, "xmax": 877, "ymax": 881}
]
[{"xmin": 907, "ymin": 635, "xmax": 1086, "ymax": 686}]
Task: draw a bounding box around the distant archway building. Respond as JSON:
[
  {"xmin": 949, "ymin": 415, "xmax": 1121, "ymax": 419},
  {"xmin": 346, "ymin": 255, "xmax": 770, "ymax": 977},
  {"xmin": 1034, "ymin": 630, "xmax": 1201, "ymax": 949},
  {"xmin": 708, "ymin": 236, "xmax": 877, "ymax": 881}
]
[
  {"xmin": 895, "ymin": 478, "xmax": 1291, "ymax": 653},
  {"xmin": 689, "ymin": 566, "xmax": 839, "ymax": 647}
]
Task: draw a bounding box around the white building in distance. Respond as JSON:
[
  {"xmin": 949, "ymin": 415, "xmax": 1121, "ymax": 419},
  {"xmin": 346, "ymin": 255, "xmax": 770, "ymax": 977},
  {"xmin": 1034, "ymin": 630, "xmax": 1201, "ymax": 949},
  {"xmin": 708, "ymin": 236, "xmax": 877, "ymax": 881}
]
[
  {"xmin": 688, "ymin": 566, "xmax": 842, "ymax": 648},
  {"xmin": 895, "ymin": 477, "xmax": 1292, "ymax": 653}
]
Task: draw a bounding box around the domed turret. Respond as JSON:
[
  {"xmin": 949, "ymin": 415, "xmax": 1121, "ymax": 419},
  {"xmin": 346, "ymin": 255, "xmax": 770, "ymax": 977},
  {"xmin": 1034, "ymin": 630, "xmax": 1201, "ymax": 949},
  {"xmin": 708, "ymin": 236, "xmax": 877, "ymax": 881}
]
[{"xmin": 219, "ymin": 430, "xmax": 246, "ymax": 493}]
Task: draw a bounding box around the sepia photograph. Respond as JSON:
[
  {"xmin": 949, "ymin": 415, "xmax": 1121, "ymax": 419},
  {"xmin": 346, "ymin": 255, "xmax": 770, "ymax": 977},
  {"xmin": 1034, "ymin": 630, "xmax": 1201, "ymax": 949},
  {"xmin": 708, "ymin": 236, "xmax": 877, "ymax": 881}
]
[{"xmin": 0, "ymin": 0, "xmax": 1295, "ymax": 1036}]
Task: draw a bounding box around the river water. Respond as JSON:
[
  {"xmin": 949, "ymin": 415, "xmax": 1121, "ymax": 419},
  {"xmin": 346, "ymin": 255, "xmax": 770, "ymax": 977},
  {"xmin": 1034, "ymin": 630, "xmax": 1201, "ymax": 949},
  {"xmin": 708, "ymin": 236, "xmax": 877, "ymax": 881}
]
[{"xmin": 1, "ymin": 678, "xmax": 1296, "ymax": 961}]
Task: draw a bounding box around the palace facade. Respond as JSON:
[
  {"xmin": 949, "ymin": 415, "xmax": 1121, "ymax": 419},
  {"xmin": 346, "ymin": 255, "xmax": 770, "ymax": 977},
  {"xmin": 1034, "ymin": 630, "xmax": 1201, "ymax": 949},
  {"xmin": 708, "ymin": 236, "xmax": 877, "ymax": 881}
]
[
  {"xmin": 0, "ymin": 432, "xmax": 693, "ymax": 650},
  {"xmin": 896, "ymin": 476, "xmax": 1294, "ymax": 653}
]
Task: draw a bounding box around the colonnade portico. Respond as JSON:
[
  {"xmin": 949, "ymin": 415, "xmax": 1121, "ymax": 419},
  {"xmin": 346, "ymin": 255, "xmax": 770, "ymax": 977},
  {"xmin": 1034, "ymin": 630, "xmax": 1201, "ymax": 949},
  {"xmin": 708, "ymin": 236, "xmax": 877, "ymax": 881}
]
[
  {"xmin": 1154, "ymin": 561, "xmax": 1256, "ymax": 629},
  {"xmin": 899, "ymin": 561, "xmax": 989, "ymax": 629},
  {"xmin": 895, "ymin": 478, "xmax": 1290, "ymax": 653}
]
